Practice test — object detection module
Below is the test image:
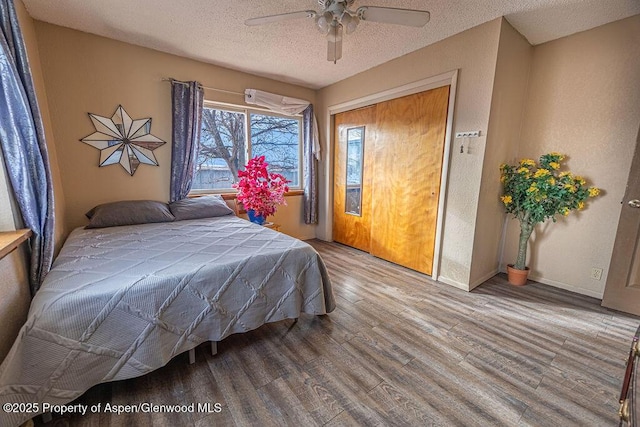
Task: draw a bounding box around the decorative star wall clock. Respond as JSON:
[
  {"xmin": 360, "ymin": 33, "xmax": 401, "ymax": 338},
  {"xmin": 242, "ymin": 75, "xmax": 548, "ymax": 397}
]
[{"xmin": 80, "ymin": 105, "xmax": 166, "ymax": 176}]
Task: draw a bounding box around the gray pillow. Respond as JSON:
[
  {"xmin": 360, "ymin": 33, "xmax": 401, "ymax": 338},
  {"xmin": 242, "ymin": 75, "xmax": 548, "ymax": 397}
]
[
  {"xmin": 169, "ymin": 195, "xmax": 234, "ymax": 221},
  {"xmin": 85, "ymin": 200, "xmax": 175, "ymax": 229}
]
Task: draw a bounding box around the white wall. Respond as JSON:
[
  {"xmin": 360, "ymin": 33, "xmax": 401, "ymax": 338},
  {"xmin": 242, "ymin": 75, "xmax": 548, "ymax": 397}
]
[
  {"xmin": 33, "ymin": 22, "xmax": 316, "ymax": 240},
  {"xmin": 17, "ymin": 0, "xmax": 67, "ymax": 251},
  {"xmin": 317, "ymin": 19, "xmax": 503, "ymax": 289},
  {"xmin": 22, "ymin": 7, "xmax": 640, "ymax": 299},
  {"xmin": 318, "ymin": 15, "xmax": 640, "ymax": 298},
  {"xmin": 0, "ymin": 0, "xmax": 64, "ymax": 362},
  {"xmin": 471, "ymin": 19, "xmax": 532, "ymax": 289},
  {"xmin": 501, "ymin": 15, "xmax": 640, "ymax": 298}
]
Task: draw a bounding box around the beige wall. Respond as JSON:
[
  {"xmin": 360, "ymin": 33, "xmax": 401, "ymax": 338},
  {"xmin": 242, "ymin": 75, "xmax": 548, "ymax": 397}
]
[
  {"xmin": 17, "ymin": 0, "xmax": 67, "ymax": 251},
  {"xmin": 502, "ymin": 15, "xmax": 640, "ymax": 298},
  {"xmin": 317, "ymin": 19, "xmax": 502, "ymax": 289},
  {"xmin": 33, "ymin": 22, "xmax": 316, "ymax": 239},
  {"xmin": 0, "ymin": 0, "xmax": 67, "ymax": 362},
  {"xmin": 17, "ymin": 8, "xmax": 639, "ymax": 300},
  {"xmin": 0, "ymin": 248, "xmax": 30, "ymax": 362},
  {"xmin": 318, "ymin": 15, "xmax": 640, "ymax": 297},
  {"xmin": 470, "ymin": 20, "xmax": 532, "ymax": 288}
]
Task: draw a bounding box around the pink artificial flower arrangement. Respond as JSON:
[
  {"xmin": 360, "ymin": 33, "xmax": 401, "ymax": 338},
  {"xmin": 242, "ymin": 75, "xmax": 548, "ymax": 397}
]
[{"xmin": 233, "ymin": 155, "xmax": 290, "ymax": 218}]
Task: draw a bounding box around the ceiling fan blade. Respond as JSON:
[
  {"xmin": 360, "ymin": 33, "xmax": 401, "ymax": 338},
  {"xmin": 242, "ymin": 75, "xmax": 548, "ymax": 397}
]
[
  {"xmin": 245, "ymin": 10, "xmax": 317, "ymax": 26},
  {"xmin": 356, "ymin": 6, "xmax": 430, "ymax": 27},
  {"xmin": 327, "ymin": 25, "xmax": 343, "ymax": 63}
]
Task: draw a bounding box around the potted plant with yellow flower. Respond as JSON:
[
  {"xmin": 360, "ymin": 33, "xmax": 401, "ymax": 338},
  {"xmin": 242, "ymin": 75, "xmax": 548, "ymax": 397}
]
[{"xmin": 500, "ymin": 152, "xmax": 600, "ymax": 285}]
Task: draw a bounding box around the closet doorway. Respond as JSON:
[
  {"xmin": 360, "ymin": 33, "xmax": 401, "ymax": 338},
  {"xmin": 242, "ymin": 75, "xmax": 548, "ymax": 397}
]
[{"xmin": 333, "ymin": 85, "xmax": 450, "ymax": 275}]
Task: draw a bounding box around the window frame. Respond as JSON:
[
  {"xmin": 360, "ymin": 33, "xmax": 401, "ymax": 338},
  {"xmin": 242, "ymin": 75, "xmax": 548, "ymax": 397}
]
[
  {"xmin": 190, "ymin": 101, "xmax": 303, "ymax": 195},
  {"xmin": 0, "ymin": 150, "xmax": 17, "ymax": 231}
]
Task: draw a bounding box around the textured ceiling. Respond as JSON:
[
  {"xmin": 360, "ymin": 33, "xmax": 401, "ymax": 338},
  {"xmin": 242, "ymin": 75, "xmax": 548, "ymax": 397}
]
[{"xmin": 22, "ymin": 0, "xmax": 640, "ymax": 89}]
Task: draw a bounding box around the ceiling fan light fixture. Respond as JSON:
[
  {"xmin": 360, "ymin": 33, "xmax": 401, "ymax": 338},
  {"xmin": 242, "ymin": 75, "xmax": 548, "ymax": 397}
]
[
  {"xmin": 246, "ymin": 1, "xmax": 430, "ymax": 64},
  {"xmin": 342, "ymin": 13, "xmax": 359, "ymax": 34},
  {"xmin": 316, "ymin": 11, "xmax": 334, "ymax": 34}
]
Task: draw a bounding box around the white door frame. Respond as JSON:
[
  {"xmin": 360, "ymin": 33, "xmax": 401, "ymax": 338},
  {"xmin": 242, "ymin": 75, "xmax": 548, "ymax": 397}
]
[{"xmin": 322, "ymin": 69, "xmax": 459, "ymax": 281}]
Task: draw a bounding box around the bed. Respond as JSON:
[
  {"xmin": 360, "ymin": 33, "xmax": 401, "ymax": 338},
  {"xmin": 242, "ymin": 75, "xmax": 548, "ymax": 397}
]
[{"xmin": 0, "ymin": 209, "xmax": 335, "ymax": 426}]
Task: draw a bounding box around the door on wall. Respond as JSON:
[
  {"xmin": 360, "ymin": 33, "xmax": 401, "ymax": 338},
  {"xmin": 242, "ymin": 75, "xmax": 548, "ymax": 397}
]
[
  {"xmin": 333, "ymin": 105, "xmax": 377, "ymax": 253},
  {"xmin": 601, "ymin": 130, "xmax": 640, "ymax": 316},
  {"xmin": 333, "ymin": 86, "xmax": 450, "ymax": 275}
]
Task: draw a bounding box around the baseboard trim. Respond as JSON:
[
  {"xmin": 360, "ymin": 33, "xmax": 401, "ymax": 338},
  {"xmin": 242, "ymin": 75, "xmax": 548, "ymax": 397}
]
[
  {"xmin": 498, "ymin": 268, "xmax": 604, "ymax": 299},
  {"xmin": 437, "ymin": 276, "xmax": 469, "ymax": 292},
  {"xmin": 470, "ymin": 269, "xmax": 499, "ymax": 290},
  {"xmin": 527, "ymin": 274, "xmax": 604, "ymax": 299}
]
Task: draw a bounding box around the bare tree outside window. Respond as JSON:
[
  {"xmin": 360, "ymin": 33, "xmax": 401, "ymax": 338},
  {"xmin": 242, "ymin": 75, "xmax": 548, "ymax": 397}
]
[
  {"xmin": 196, "ymin": 108, "xmax": 246, "ymax": 190},
  {"xmin": 250, "ymin": 113, "xmax": 299, "ymax": 187},
  {"xmin": 193, "ymin": 106, "xmax": 301, "ymax": 191}
]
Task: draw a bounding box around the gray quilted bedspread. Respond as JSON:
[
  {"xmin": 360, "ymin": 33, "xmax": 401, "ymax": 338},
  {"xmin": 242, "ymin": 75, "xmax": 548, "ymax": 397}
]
[{"xmin": 0, "ymin": 216, "xmax": 334, "ymax": 426}]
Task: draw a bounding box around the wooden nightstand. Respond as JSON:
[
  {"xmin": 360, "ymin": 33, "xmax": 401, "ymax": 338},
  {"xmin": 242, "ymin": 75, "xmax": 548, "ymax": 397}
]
[
  {"xmin": 0, "ymin": 229, "xmax": 31, "ymax": 260},
  {"xmin": 263, "ymin": 222, "xmax": 281, "ymax": 232}
]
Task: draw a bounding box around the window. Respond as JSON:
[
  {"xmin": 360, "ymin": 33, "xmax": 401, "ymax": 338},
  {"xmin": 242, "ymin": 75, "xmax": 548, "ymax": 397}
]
[
  {"xmin": 0, "ymin": 150, "xmax": 16, "ymax": 230},
  {"xmin": 192, "ymin": 104, "xmax": 302, "ymax": 192}
]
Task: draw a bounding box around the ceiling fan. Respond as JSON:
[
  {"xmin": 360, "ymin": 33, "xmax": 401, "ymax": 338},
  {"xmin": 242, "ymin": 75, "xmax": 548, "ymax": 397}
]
[{"xmin": 245, "ymin": 0, "xmax": 430, "ymax": 63}]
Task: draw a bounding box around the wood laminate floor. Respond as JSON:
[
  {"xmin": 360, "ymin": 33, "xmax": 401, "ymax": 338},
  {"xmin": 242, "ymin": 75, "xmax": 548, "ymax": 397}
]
[{"xmin": 39, "ymin": 240, "xmax": 639, "ymax": 427}]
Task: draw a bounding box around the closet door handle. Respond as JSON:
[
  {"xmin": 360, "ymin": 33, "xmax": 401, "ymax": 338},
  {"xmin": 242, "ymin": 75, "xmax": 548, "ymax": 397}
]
[{"xmin": 628, "ymin": 199, "xmax": 640, "ymax": 208}]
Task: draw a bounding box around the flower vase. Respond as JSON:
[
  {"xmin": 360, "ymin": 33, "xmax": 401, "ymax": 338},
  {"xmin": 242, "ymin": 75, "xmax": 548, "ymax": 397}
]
[{"xmin": 247, "ymin": 209, "xmax": 266, "ymax": 225}]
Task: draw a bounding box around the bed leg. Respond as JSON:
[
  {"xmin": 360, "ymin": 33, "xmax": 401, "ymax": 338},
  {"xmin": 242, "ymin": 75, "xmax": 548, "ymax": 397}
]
[
  {"xmin": 285, "ymin": 318, "xmax": 299, "ymax": 333},
  {"xmin": 188, "ymin": 348, "xmax": 195, "ymax": 365},
  {"xmin": 41, "ymin": 412, "xmax": 52, "ymax": 423},
  {"xmin": 211, "ymin": 341, "xmax": 218, "ymax": 356}
]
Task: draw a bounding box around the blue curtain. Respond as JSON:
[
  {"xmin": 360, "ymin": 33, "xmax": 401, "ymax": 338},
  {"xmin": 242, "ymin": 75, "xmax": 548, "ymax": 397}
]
[
  {"xmin": 0, "ymin": 0, "xmax": 55, "ymax": 294},
  {"xmin": 302, "ymin": 105, "xmax": 318, "ymax": 224},
  {"xmin": 170, "ymin": 79, "xmax": 204, "ymax": 202}
]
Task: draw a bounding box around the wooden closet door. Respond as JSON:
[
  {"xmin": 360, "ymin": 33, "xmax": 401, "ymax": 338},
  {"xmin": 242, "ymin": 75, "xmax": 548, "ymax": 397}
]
[
  {"xmin": 370, "ymin": 86, "xmax": 450, "ymax": 275},
  {"xmin": 333, "ymin": 106, "xmax": 377, "ymax": 252}
]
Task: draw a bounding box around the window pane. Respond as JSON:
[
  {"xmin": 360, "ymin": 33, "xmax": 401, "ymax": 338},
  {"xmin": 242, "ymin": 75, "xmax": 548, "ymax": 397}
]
[
  {"xmin": 193, "ymin": 107, "xmax": 246, "ymax": 190},
  {"xmin": 250, "ymin": 113, "xmax": 300, "ymax": 187},
  {"xmin": 345, "ymin": 126, "xmax": 365, "ymax": 216}
]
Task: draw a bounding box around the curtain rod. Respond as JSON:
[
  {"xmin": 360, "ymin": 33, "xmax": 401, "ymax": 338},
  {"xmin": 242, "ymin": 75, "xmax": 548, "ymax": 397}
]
[{"xmin": 162, "ymin": 78, "xmax": 243, "ymax": 96}]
